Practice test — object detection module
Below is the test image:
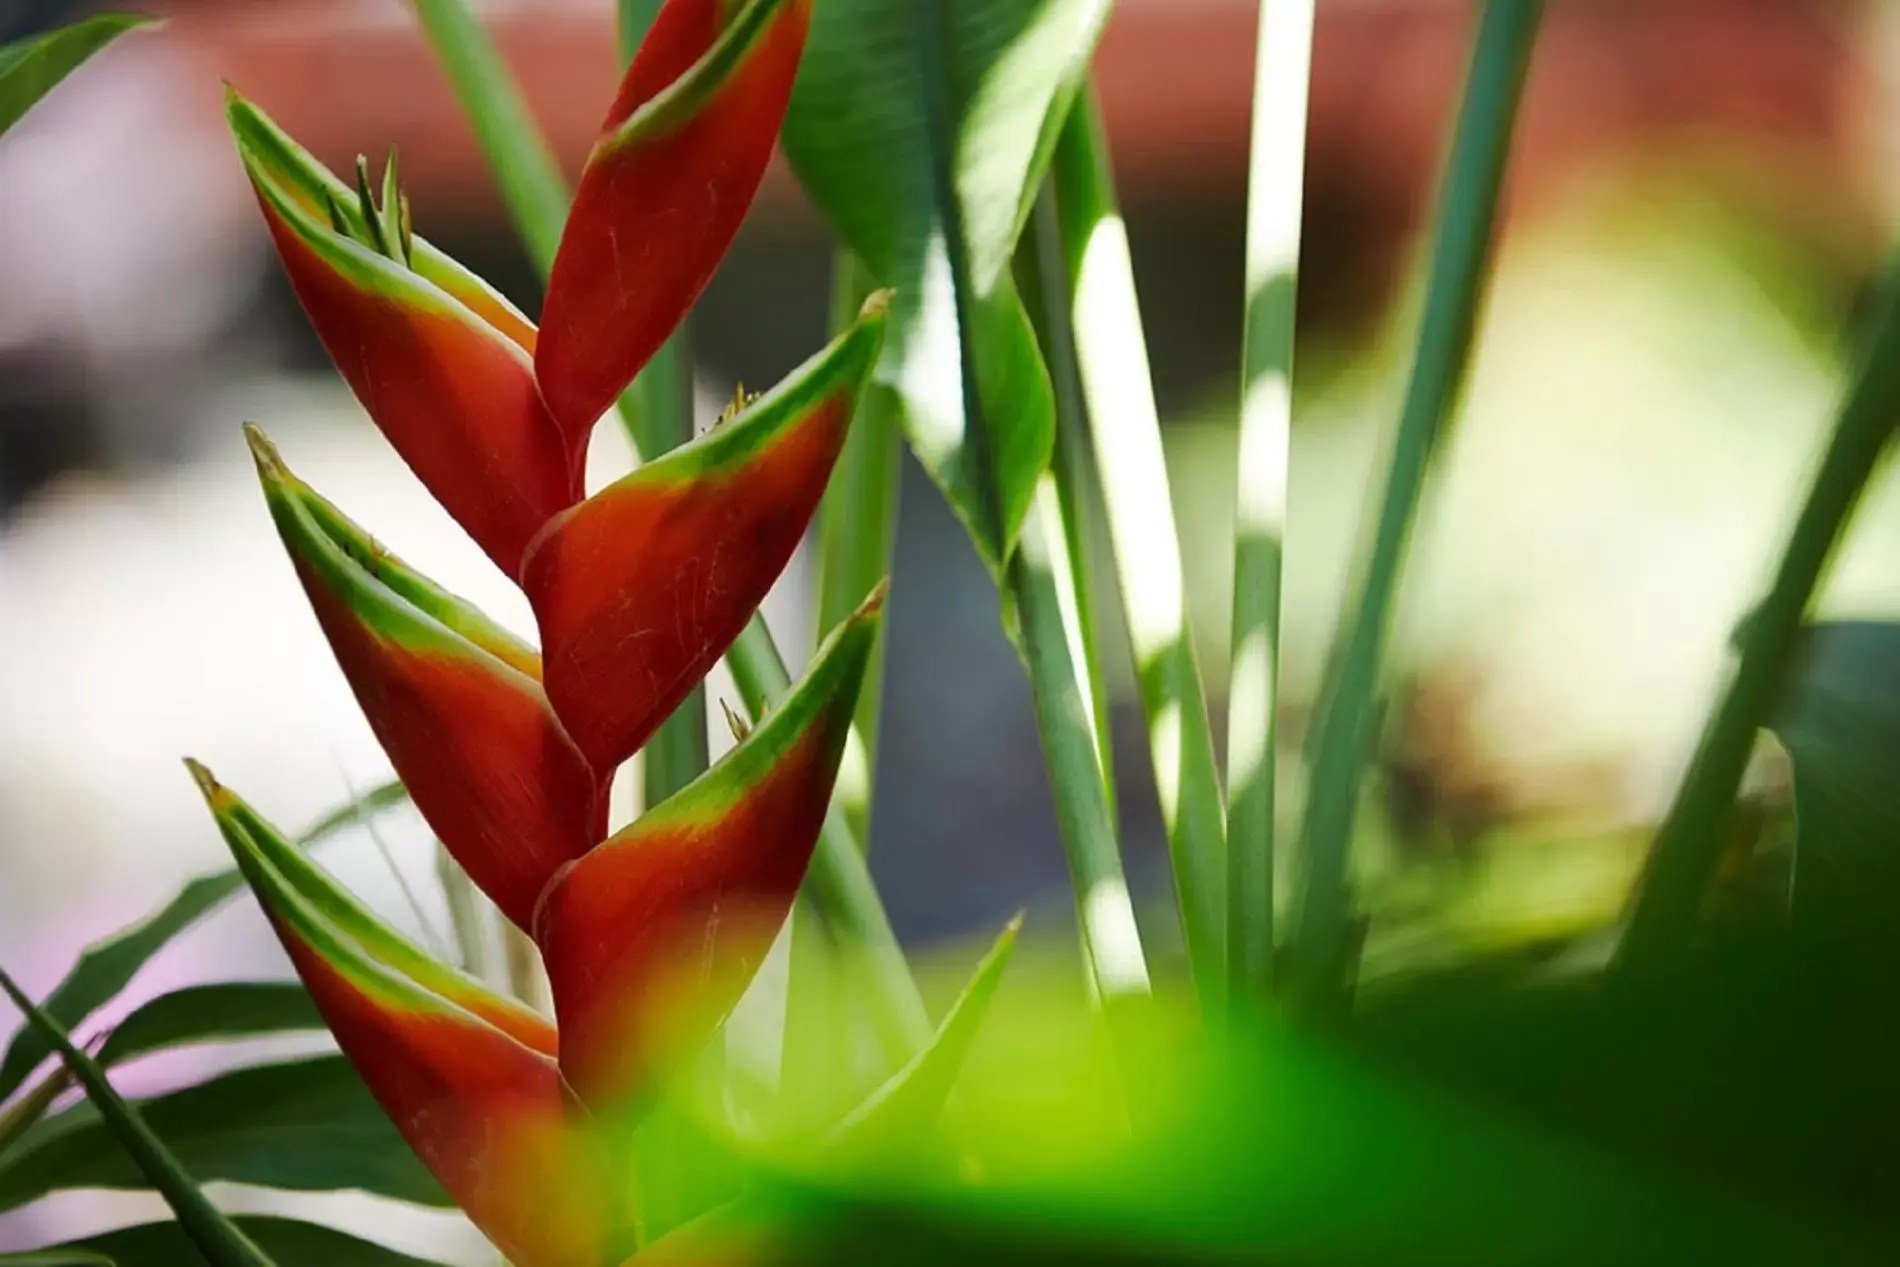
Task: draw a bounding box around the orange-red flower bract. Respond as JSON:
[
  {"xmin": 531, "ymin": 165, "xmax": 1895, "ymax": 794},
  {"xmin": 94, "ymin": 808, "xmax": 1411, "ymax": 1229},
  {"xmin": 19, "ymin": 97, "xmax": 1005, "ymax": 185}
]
[
  {"xmin": 193, "ymin": 768, "xmax": 615, "ymax": 1267},
  {"xmin": 248, "ymin": 426, "xmax": 608, "ymax": 931},
  {"xmin": 535, "ymin": 589, "xmax": 884, "ymax": 1113},
  {"xmin": 228, "ymin": 91, "xmax": 578, "ymax": 577},
  {"xmin": 535, "ymin": 0, "xmax": 814, "ymax": 442},
  {"xmin": 523, "ymin": 295, "xmax": 886, "ymax": 773}
]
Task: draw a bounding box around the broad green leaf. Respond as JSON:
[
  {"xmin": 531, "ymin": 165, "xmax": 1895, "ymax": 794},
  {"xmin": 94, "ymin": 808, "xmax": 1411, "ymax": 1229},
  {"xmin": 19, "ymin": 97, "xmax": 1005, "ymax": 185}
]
[
  {"xmin": 0, "ymin": 1253, "xmax": 112, "ymax": 1266},
  {"xmin": 782, "ymin": 0, "xmax": 1110, "ymax": 572},
  {"xmin": 66, "ymin": 1217, "xmax": 446, "ymax": 1267},
  {"xmin": 0, "ymin": 1055, "xmax": 446, "ymax": 1214},
  {"xmin": 1767, "ymin": 621, "xmax": 1900, "ymax": 930},
  {"xmin": 0, "ymin": 13, "xmax": 156, "ymax": 138},
  {"xmin": 827, "ymin": 915, "xmax": 1020, "ymax": 1160},
  {"xmin": 0, "ymin": 968, "xmax": 271, "ymax": 1266},
  {"xmin": 94, "ymin": 982, "xmax": 322, "ymax": 1069},
  {"xmin": 0, "ymin": 780, "xmax": 404, "ymax": 1104}
]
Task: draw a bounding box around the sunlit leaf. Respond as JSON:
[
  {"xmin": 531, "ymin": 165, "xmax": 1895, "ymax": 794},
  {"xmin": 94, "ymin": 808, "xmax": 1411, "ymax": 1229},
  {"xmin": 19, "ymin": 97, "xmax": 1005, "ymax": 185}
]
[{"xmin": 782, "ymin": 0, "xmax": 1109, "ymax": 572}]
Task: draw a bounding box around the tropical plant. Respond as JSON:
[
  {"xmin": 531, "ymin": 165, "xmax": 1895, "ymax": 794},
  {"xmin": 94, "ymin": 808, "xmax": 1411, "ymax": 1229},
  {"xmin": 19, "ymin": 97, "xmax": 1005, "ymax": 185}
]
[{"xmin": 5, "ymin": 0, "xmax": 1900, "ymax": 1263}]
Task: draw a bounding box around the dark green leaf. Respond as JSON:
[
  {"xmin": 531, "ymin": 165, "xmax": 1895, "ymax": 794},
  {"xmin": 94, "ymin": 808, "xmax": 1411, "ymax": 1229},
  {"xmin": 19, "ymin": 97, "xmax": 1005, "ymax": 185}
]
[
  {"xmin": 0, "ymin": 13, "xmax": 156, "ymax": 137},
  {"xmin": 782, "ymin": 0, "xmax": 1109, "ymax": 572},
  {"xmin": 0, "ymin": 781, "xmax": 404, "ymax": 1104},
  {"xmin": 0, "ymin": 1055, "xmax": 446, "ymax": 1214},
  {"xmin": 0, "ymin": 1253, "xmax": 113, "ymax": 1266},
  {"xmin": 0, "ymin": 968, "xmax": 271, "ymax": 1266},
  {"xmin": 66, "ymin": 1217, "xmax": 446, "ymax": 1267},
  {"xmin": 94, "ymin": 982, "xmax": 322, "ymax": 1069},
  {"xmin": 1768, "ymin": 620, "xmax": 1900, "ymax": 929}
]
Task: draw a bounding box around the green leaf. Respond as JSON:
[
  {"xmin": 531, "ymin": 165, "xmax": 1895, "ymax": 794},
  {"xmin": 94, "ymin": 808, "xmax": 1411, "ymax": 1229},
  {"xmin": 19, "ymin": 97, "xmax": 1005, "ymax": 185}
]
[
  {"xmin": 0, "ymin": 1253, "xmax": 113, "ymax": 1266},
  {"xmin": 0, "ymin": 782, "xmax": 403, "ymax": 1105},
  {"xmin": 65, "ymin": 1217, "xmax": 447, "ymax": 1267},
  {"xmin": 1290, "ymin": 0, "xmax": 1544, "ymax": 1012},
  {"xmin": 0, "ymin": 1055, "xmax": 446, "ymax": 1214},
  {"xmin": 0, "ymin": 13, "xmax": 156, "ymax": 138},
  {"xmin": 828, "ymin": 915, "xmax": 1021, "ymax": 1161},
  {"xmin": 0, "ymin": 968, "xmax": 272, "ymax": 1266},
  {"xmin": 94, "ymin": 982, "xmax": 322, "ymax": 1069},
  {"xmin": 1767, "ymin": 621, "xmax": 1900, "ymax": 930},
  {"xmin": 782, "ymin": 0, "xmax": 1110, "ymax": 572}
]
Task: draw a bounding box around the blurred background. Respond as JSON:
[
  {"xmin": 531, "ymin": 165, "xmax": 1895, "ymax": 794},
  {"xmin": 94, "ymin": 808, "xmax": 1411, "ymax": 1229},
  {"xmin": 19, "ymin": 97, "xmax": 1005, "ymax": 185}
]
[{"xmin": 3, "ymin": 0, "xmax": 1900, "ymax": 1252}]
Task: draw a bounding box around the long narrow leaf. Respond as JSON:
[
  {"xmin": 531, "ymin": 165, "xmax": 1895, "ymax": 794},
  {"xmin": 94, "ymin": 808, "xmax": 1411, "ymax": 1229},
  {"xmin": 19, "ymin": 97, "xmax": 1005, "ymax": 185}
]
[
  {"xmin": 93, "ymin": 982, "xmax": 322, "ymax": 1069},
  {"xmin": 0, "ymin": 782, "xmax": 403, "ymax": 1104},
  {"xmin": 1228, "ymin": 0, "xmax": 1316, "ymax": 1003},
  {"xmin": 1051, "ymin": 92, "xmax": 1230, "ymax": 1007},
  {"xmin": 0, "ymin": 1055, "xmax": 446, "ymax": 1214},
  {"xmin": 827, "ymin": 915, "xmax": 1021, "ymax": 1160},
  {"xmin": 67, "ymin": 1217, "xmax": 446, "ymax": 1267},
  {"xmin": 0, "ymin": 13, "xmax": 155, "ymax": 137},
  {"xmin": 0, "ymin": 967, "xmax": 273, "ymax": 1266},
  {"xmin": 406, "ymin": 0, "xmax": 570, "ymax": 273},
  {"xmin": 1288, "ymin": 0, "xmax": 1543, "ymax": 1012}
]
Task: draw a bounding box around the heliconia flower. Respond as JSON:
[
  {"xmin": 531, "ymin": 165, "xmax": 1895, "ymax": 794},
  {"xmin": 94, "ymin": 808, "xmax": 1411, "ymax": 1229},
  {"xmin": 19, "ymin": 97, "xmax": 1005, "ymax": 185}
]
[
  {"xmin": 226, "ymin": 89, "xmax": 578, "ymax": 578},
  {"xmin": 535, "ymin": 0, "xmax": 815, "ymax": 440},
  {"xmin": 523, "ymin": 292, "xmax": 888, "ymax": 774},
  {"xmin": 189, "ymin": 764, "xmax": 618, "ymax": 1267},
  {"xmin": 534, "ymin": 587, "xmax": 885, "ymax": 1114},
  {"xmin": 246, "ymin": 424, "xmax": 607, "ymax": 931}
]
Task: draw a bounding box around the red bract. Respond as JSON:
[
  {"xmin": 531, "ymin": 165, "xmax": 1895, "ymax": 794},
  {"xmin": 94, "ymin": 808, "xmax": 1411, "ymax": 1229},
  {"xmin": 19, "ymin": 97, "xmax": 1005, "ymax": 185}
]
[
  {"xmin": 536, "ymin": 589, "xmax": 884, "ymax": 1114},
  {"xmin": 525, "ymin": 294, "xmax": 887, "ymax": 773},
  {"xmin": 192, "ymin": 768, "xmax": 614, "ymax": 1267},
  {"xmin": 228, "ymin": 91, "xmax": 577, "ymax": 577},
  {"xmin": 536, "ymin": 0, "xmax": 814, "ymax": 440},
  {"xmin": 247, "ymin": 426, "xmax": 607, "ymax": 931}
]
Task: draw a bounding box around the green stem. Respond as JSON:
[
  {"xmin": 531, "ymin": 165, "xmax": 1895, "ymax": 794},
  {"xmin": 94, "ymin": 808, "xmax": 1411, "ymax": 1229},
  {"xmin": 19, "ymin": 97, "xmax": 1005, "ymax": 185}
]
[
  {"xmin": 1023, "ymin": 191, "xmax": 1120, "ymax": 814},
  {"xmin": 1052, "ymin": 91, "xmax": 1227, "ymax": 1009},
  {"xmin": 1617, "ymin": 264, "xmax": 1900, "ymax": 968},
  {"xmin": 1287, "ymin": 0, "xmax": 1542, "ymax": 1014},
  {"xmin": 407, "ymin": 0, "xmax": 570, "ymax": 274},
  {"xmin": 1010, "ymin": 481, "xmax": 1152, "ymax": 1003},
  {"xmin": 1228, "ymin": 0, "xmax": 1315, "ymax": 1003}
]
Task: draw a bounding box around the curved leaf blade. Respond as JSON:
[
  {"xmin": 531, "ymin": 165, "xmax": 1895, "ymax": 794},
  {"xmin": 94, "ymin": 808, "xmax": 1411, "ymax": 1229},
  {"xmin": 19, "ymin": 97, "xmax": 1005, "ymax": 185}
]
[
  {"xmin": 67, "ymin": 1217, "xmax": 446, "ymax": 1267},
  {"xmin": 93, "ymin": 982, "xmax": 322, "ymax": 1069},
  {"xmin": 0, "ymin": 968, "xmax": 272, "ymax": 1266},
  {"xmin": 781, "ymin": 0, "xmax": 1108, "ymax": 570},
  {"xmin": 0, "ymin": 780, "xmax": 402, "ymax": 1106},
  {"xmin": 0, "ymin": 1055, "xmax": 445, "ymax": 1215},
  {"xmin": 0, "ymin": 13, "xmax": 156, "ymax": 137},
  {"xmin": 826, "ymin": 914, "xmax": 1020, "ymax": 1161}
]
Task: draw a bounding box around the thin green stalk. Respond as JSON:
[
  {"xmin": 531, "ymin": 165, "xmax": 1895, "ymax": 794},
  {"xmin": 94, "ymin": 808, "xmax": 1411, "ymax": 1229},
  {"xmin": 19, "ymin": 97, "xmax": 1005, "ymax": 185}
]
[
  {"xmin": 814, "ymin": 251, "xmax": 903, "ymax": 840},
  {"xmin": 1228, "ymin": 0, "xmax": 1315, "ymax": 1003},
  {"xmin": 1287, "ymin": 0, "xmax": 1542, "ymax": 1013},
  {"xmin": 407, "ymin": 0, "xmax": 569, "ymax": 274},
  {"xmin": 1011, "ymin": 481, "xmax": 1153, "ymax": 1003},
  {"xmin": 1052, "ymin": 91, "xmax": 1226, "ymax": 1008},
  {"xmin": 1024, "ymin": 190, "xmax": 1119, "ymax": 812},
  {"xmin": 434, "ymin": 842, "xmax": 494, "ymax": 982},
  {"xmin": 1617, "ymin": 263, "xmax": 1900, "ymax": 968}
]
